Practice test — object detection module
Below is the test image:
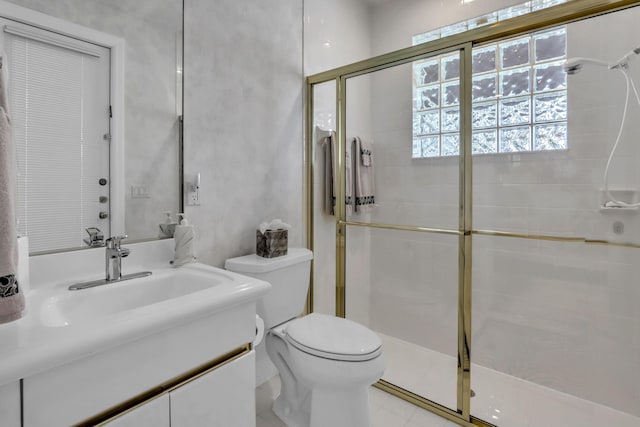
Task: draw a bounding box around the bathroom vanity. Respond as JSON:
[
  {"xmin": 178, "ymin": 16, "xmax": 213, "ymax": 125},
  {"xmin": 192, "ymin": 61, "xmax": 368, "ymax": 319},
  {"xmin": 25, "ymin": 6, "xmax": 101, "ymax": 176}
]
[{"xmin": 0, "ymin": 239, "xmax": 270, "ymax": 427}]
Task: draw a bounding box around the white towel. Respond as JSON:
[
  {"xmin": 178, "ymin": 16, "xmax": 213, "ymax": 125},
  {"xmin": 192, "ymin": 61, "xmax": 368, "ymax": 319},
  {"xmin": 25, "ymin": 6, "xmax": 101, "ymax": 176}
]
[
  {"xmin": 0, "ymin": 52, "xmax": 25, "ymax": 323},
  {"xmin": 360, "ymin": 138, "xmax": 373, "ymax": 167}
]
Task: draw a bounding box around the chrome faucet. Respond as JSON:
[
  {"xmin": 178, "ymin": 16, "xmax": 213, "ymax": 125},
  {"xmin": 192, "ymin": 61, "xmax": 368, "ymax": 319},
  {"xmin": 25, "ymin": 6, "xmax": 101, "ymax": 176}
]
[
  {"xmin": 106, "ymin": 235, "xmax": 130, "ymax": 281},
  {"xmin": 69, "ymin": 235, "xmax": 151, "ymax": 290}
]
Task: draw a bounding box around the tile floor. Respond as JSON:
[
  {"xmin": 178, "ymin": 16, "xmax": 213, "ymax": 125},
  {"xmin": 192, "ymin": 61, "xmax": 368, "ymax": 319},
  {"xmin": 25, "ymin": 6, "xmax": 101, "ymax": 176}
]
[
  {"xmin": 255, "ymin": 376, "xmax": 459, "ymax": 427},
  {"xmin": 256, "ymin": 333, "xmax": 640, "ymax": 427}
]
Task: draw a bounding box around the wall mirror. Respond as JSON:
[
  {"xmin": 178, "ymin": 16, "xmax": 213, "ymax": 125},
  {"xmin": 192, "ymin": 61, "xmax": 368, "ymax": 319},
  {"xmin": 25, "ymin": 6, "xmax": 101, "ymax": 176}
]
[{"xmin": 1, "ymin": 0, "xmax": 183, "ymax": 254}]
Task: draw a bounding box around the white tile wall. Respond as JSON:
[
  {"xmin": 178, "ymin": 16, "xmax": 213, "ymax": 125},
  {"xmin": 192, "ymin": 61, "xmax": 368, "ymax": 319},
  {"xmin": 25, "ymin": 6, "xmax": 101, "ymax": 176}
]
[
  {"xmin": 305, "ymin": 0, "xmax": 374, "ymax": 316},
  {"xmin": 370, "ymin": 0, "xmax": 524, "ymax": 56},
  {"xmin": 303, "ymin": 0, "xmax": 374, "ymax": 76}
]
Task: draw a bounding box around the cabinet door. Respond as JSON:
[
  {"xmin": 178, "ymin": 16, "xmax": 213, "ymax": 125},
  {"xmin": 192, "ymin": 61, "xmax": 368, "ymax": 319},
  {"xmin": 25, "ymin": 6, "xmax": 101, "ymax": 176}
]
[
  {"xmin": 103, "ymin": 395, "xmax": 170, "ymax": 427},
  {"xmin": 170, "ymin": 351, "xmax": 255, "ymax": 427},
  {"xmin": 0, "ymin": 381, "xmax": 21, "ymax": 427}
]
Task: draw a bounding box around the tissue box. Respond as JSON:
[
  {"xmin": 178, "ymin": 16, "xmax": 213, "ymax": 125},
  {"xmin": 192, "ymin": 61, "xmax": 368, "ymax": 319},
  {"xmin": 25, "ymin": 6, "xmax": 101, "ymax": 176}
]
[{"xmin": 256, "ymin": 229, "xmax": 288, "ymax": 258}]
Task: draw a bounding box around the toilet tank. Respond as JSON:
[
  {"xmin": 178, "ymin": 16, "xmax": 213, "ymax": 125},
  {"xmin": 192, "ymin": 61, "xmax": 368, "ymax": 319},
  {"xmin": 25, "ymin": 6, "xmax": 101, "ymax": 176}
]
[{"xmin": 225, "ymin": 248, "xmax": 313, "ymax": 329}]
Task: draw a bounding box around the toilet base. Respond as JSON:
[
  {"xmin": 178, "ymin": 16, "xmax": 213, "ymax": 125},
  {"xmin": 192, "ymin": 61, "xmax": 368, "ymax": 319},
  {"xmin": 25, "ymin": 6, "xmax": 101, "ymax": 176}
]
[
  {"xmin": 255, "ymin": 340, "xmax": 278, "ymax": 387},
  {"xmin": 272, "ymin": 386, "xmax": 310, "ymax": 427},
  {"xmin": 266, "ymin": 318, "xmax": 383, "ymax": 427},
  {"xmin": 273, "ymin": 385, "xmax": 370, "ymax": 427}
]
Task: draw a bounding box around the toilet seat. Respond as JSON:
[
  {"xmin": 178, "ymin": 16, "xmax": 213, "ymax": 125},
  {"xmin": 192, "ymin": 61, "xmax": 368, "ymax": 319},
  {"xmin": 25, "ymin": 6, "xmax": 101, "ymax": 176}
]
[{"xmin": 284, "ymin": 313, "xmax": 382, "ymax": 362}]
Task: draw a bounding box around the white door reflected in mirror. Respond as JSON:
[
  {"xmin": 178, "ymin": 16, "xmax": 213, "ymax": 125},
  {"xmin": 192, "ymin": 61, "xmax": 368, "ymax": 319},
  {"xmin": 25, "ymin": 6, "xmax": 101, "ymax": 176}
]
[{"xmin": 3, "ymin": 19, "xmax": 111, "ymax": 253}]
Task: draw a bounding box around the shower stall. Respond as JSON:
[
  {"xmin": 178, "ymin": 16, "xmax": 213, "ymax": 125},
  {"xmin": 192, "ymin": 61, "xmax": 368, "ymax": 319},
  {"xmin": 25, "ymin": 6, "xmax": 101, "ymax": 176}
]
[{"xmin": 305, "ymin": 1, "xmax": 640, "ymax": 426}]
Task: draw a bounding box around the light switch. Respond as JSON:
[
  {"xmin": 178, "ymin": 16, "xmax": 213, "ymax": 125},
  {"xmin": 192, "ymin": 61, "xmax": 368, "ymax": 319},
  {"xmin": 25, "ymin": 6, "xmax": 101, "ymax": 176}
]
[{"xmin": 131, "ymin": 185, "xmax": 150, "ymax": 199}]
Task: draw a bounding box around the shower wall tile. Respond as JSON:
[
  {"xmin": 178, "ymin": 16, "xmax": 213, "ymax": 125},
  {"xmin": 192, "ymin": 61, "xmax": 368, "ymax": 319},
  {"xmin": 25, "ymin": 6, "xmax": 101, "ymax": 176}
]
[
  {"xmin": 471, "ymin": 235, "xmax": 640, "ymax": 416},
  {"xmin": 369, "ymin": 0, "xmax": 524, "ymax": 57},
  {"xmin": 304, "ymin": 0, "xmax": 373, "ymax": 76},
  {"xmin": 305, "ymin": 0, "xmax": 373, "ymax": 315},
  {"xmin": 607, "ymin": 268, "xmax": 640, "ymax": 323},
  {"xmin": 184, "ymin": 0, "xmax": 303, "ymax": 267},
  {"xmin": 473, "ymin": 205, "xmax": 529, "ymax": 232},
  {"xmin": 368, "ymin": 229, "xmax": 459, "ymax": 355},
  {"xmin": 370, "ymin": 67, "xmax": 413, "ymax": 133},
  {"xmin": 346, "ymin": 225, "xmax": 373, "ymax": 325},
  {"xmin": 312, "ymin": 209, "xmax": 337, "ymax": 316}
]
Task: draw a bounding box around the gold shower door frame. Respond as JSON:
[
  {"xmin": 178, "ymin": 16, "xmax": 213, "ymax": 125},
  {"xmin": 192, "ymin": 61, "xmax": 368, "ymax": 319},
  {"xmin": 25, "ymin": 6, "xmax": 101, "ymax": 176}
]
[{"xmin": 304, "ymin": 1, "xmax": 640, "ymax": 426}]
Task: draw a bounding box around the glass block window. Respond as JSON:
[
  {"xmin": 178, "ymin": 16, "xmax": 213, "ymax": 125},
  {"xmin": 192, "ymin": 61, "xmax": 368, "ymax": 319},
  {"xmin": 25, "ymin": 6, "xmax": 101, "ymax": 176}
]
[{"xmin": 412, "ymin": 1, "xmax": 568, "ymax": 158}]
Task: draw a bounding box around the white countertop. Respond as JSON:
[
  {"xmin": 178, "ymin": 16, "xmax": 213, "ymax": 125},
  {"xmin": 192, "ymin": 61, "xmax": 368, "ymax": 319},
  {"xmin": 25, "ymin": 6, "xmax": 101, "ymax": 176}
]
[{"xmin": 0, "ymin": 239, "xmax": 270, "ymax": 387}]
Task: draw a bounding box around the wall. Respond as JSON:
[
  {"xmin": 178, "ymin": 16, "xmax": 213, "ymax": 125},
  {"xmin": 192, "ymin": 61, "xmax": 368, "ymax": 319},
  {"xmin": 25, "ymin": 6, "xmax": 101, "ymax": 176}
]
[
  {"xmin": 8, "ymin": 0, "xmax": 303, "ymax": 263},
  {"xmin": 370, "ymin": 0, "xmax": 524, "ymax": 56},
  {"xmin": 304, "ymin": 0, "xmax": 373, "ymax": 316},
  {"xmin": 360, "ymin": 0, "xmax": 640, "ymax": 417},
  {"xmin": 184, "ymin": 0, "xmax": 304, "ymax": 268},
  {"xmin": 304, "ymin": 0, "xmax": 373, "ymax": 76}
]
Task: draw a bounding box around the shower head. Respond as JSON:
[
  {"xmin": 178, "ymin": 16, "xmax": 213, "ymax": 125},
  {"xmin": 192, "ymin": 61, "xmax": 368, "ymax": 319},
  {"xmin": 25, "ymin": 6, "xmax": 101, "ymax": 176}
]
[
  {"xmin": 563, "ymin": 57, "xmax": 611, "ymax": 75},
  {"xmin": 565, "ymin": 48, "xmax": 640, "ymax": 75}
]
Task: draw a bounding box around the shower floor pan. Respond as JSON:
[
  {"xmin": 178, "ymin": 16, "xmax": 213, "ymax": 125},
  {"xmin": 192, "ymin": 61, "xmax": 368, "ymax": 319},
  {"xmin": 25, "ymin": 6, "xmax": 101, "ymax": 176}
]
[{"xmin": 378, "ymin": 333, "xmax": 639, "ymax": 427}]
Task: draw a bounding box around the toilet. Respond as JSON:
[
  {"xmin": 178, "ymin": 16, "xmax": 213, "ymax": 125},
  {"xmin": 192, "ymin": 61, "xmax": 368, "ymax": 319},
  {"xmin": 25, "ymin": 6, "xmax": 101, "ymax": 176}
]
[{"xmin": 225, "ymin": 248, "xmax": 384, "ymax": 427}]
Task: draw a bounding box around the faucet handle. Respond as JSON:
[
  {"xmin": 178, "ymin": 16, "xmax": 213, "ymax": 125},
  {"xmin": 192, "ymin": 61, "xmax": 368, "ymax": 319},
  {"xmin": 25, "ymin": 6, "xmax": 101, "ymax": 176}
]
[{"xmin": 106, "ymin": 235, "xmax": 128, "ymax": 249}]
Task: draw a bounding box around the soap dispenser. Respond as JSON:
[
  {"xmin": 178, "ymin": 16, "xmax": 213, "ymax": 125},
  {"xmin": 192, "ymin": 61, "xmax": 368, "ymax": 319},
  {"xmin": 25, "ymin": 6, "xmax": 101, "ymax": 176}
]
[
  {"xmin": 173, "ymin": 213, "xmax": 197, "ymax": 266},
  {"xmin": 159, "ymin": 211, "xmax": 178, "ymax": 238}
]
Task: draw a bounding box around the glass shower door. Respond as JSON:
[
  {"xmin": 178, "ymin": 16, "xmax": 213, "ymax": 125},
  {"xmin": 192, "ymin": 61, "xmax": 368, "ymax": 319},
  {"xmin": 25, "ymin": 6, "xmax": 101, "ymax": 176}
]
[{"xmin": 340, "ymin": 51, "xmax": 464, "ymax": 412}]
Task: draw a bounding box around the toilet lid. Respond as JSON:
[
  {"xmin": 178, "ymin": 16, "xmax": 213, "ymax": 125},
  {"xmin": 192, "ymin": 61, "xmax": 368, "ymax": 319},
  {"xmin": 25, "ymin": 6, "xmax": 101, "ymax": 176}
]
[{"xmin": 285, "ymin": 313, "xmax": 382, "ymax": 362}]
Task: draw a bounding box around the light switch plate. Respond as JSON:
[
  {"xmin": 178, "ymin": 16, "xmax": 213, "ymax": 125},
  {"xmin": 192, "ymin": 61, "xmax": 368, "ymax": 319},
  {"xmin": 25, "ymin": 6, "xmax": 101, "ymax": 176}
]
[{"xmin": 131, "ymin": 185, "xmax": 150, "ymax": 199}]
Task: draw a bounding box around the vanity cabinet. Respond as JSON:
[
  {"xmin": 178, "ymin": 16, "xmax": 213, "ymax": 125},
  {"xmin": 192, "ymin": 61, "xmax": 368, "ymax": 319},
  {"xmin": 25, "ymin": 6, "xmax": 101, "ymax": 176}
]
[
  {"xmin": 170, "ymin": 351, "xmax": 255, "ymax": 427},
  {"xmin": 0, "ymin": 244, "xmax": 269, "ymax": 427},
  {"xmin": 22, "ymin": 303, "xmax": 257, "ymax": 427},
  {"xmin": 102, "ymin": 352, "xmax": 255, "ymax": 427},
  {"xmin": 103, "ymin": 395, "xmax": 170, "ymax": 427},
  {"xmin": 0, "ymin": 381, "xmax": 21, "ymax": 427}
]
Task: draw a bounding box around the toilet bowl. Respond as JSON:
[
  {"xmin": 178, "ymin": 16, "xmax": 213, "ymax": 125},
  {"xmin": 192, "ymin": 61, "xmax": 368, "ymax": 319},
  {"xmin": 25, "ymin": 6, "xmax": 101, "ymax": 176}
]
[
  {"xmin": 266, "ymin": 313, "xmax": 384, "ymax": 427},
  {"xmin": 224, "ymin": 248, "xmax": 385, "ymax": 427}
]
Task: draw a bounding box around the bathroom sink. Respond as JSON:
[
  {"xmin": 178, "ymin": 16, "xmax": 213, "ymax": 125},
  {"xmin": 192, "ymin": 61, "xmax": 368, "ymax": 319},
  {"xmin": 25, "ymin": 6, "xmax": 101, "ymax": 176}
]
[
  {"xmin": 38, "ymin": 267, "xmax": 237, "ymax": 327},
  {"xmin": 0, "ymin": 239, "xmax": 271, "ymax": 406}
]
